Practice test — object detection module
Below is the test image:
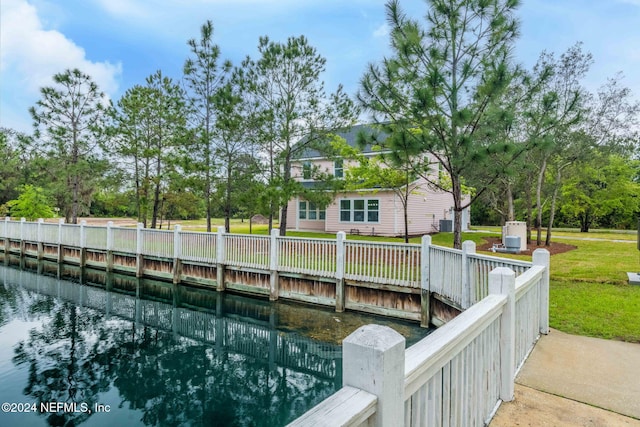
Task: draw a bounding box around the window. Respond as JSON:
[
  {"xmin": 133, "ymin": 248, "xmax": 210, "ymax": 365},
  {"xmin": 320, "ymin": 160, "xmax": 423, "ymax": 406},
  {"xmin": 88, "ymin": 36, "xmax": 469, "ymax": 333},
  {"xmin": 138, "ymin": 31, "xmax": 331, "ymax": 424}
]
[
  {"xmin": 368, "ymin": 199, "xmax": 379, "ymax": 222},
  {"xmin": 340, "ymin": 200, "xmax": 351, "ymax": 221},
  {"xmin": 298, "ymin": 201, "xmax": 307, "ymax": 219},
  {"xmin": 298, "ymin": 201, "xmax": 325, "ymax": 221},
  {"xmin": 353, "ymin": 200, "xmax": 365, "ymax": 222},
  {"xmin": 334, "ymin": 159, "xmax": 344, "ymax": 178},
  {"xmin": 302, "ymin": 162, "xmax": 312, "ymax": 180},
  {"xmin": 339, "ymin": 198, "xmax": 379, "ymax": 223}
]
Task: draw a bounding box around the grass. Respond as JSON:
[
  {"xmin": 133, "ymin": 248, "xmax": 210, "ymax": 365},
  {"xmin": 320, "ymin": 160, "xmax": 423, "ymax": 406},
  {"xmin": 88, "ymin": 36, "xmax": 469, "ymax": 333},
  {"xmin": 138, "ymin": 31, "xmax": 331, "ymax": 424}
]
[
  {"xmin": 466, "ymin": 229, "xmax": 640, "ymax": 342},
  {"xmin": 544, "ymin": 237, "xmax": 640, "ymax": 342},
  {"xmin": 549, "ymin": 280, "xmax": 640, "ymax": 342}
]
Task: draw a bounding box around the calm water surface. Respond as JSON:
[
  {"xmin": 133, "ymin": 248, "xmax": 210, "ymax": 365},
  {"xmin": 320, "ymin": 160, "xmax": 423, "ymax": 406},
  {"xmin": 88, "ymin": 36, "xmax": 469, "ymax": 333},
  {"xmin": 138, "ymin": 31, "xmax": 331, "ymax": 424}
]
[{"xmin": 0, "ymin": 260, "xmax": 431, "ymax": 427}]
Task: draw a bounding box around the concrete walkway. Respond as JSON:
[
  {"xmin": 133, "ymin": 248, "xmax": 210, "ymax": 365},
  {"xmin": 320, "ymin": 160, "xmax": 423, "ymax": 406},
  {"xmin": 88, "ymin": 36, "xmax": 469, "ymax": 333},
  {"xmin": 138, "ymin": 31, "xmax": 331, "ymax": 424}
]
[{"xmin": 490, "ymin": 329, "xmax": 640, "ymax": 426}]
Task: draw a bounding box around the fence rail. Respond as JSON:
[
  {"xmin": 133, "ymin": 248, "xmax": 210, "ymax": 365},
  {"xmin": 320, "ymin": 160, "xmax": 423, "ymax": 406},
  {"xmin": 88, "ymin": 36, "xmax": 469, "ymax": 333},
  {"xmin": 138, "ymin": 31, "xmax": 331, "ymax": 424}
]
[
  {"xmin": 0, "ymin": 218, "xmax": 534, "ymax": 314},
  {"xmin": 290, "ymin": 252, "xmax": 550, "ymax": 427},
  {"xmin": 1, "ymin": 218, "xmax": 550, "ymax": 426}
]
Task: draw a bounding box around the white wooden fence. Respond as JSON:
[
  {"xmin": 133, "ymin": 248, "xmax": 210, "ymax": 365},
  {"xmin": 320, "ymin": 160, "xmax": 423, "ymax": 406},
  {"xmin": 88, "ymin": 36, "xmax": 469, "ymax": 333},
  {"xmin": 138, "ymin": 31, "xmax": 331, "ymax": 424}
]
[
  {"xmin": 1, "ymin": 218, "xmax": 550, "ymax": 425},
  {"xmin": 290, "ymin": 250, "xmax": 550, "ymax": 427},
  {"xmin": 1, "ymin": 218, "xmax": 535, "ymax": 311}
]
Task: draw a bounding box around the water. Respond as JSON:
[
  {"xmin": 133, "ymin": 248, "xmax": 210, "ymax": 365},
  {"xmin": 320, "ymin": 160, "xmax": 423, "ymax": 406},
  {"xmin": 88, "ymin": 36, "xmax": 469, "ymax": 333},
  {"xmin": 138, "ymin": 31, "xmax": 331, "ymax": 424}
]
[{"xmin": 0, "ymin": 260, "xmax": 432, "ymax": 427}]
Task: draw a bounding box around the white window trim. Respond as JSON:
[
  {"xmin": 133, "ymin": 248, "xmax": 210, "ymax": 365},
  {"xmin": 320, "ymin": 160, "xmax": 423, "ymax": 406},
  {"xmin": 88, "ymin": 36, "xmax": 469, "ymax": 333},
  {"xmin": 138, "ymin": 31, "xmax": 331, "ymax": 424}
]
[
  {"xmin": 299, "ymin": 201, "xmax": 326, "ymax": 221},
  {"xmin": 339, "ymin": 198, "xmax": 380, "ymax": 223},
  {"xmin": 334, "ymin": 159, "xmax": 344, "ymax": 178}
]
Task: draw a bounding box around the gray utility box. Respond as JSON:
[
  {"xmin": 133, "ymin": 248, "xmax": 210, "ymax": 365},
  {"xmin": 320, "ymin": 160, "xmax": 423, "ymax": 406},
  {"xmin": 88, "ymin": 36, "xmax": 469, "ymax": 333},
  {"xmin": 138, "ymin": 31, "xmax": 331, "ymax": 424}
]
[
  {"xmin": 439, "ymin": 219, "xmax": 452, "ymax": 232},
  {"xmin": 504, "ymin": 235, "xmax": 521, "ymax": 253}
]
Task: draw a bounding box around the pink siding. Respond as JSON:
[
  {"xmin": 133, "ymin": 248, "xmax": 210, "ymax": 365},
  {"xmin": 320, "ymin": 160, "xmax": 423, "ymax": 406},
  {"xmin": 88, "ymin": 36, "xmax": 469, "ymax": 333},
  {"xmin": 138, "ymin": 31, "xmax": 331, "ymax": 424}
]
[
  {"xmin": 285, "ymin": 198, "xmax": 327, "ymax": 232},
  {"xmin": 291, "ymin": 159, "xmax": 340, "ymax": 181},
  {"xmin": 324, "ymin": 191, "xmax": 398, "ymax": 236},
  {"xmin": 286, "ymin": 156, "xmax": 471, "ymax": 236}
]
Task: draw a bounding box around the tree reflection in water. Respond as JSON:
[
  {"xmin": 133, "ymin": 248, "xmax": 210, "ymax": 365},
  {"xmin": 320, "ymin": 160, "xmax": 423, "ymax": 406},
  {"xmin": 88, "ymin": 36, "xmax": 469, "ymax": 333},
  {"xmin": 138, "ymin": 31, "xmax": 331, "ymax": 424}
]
[{"xmin": 4, "ymin": 264, "xmax": 342, "ymax": 427}]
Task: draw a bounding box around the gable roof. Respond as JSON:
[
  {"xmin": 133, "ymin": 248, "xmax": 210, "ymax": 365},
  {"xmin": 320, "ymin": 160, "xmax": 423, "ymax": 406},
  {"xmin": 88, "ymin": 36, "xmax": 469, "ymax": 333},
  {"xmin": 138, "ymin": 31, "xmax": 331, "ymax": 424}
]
[{"xmin": 294, "ymin": 123, "xmax": 389, "ymax": 160}]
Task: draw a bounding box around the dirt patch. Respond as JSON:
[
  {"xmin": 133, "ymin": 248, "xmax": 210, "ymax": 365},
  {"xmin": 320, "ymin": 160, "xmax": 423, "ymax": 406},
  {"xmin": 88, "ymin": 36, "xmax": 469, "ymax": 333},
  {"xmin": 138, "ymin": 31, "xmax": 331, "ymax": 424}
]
[{"xmin": 477, "ymin": 237, "xmax": 577, "ymax": 256}]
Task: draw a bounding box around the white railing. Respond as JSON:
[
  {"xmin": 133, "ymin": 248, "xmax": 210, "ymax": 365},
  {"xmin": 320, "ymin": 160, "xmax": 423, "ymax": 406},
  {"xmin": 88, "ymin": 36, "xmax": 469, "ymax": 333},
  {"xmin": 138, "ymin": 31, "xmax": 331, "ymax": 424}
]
[
  {"xmin": 112, "ymin": 226, "xmax": 137, "ymax": 254},
  {"xmin": 429, "ymin": 245, "xmax": 463, "ymax": 305},
  {"xmin": 40, "ymin": 222, "xmax": 60, "ymax": 244},
  {"xmin": 345, "ymin": 240, "xmax": 421, "ymax": 287},
  {"xmin": 59, "ymin": 223, "xmax": 81, "ymax": 247},
  {"xmin": 180, "ymin": 231, "xmax": 217, "ymax": 263},
  {"xmin": 0, "ymin": 219, "xmax": 536, "ymax": 310},
  {"xmin": 278, "ymin": 236, "xmax": 337, "ymax": 278},
  {"xmin": 1, "ymin": 218, "xmax": 550, "ymax": 425},
  {"xmin": 85, "ymin": 225, "xmax": 108, "ymax": 250},
  {"xmin": 22, "ymin": 220, "xmax": 39, "ymax": 242},
  {"xmin": 290, "ymin": 255, "xmax": 550, "ymax": 427},
  {"xmin": 469, "ymin": 252, "xmax": 532, "ymax": 304},
  {"xmin": 224, "ymin": 234, "xmax": 270, "ymax": 269},
  {"xmin": 141, "ymin": 228, "xmax": 174, "ymax": 258}
]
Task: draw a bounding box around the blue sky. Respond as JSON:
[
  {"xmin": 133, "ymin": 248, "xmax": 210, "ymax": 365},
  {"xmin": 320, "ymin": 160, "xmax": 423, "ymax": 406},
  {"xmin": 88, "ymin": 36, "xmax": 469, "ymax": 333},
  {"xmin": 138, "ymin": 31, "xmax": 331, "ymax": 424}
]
[{"xmin": 1, "ymin": 0, "xmax": 639, "ymax": 133}]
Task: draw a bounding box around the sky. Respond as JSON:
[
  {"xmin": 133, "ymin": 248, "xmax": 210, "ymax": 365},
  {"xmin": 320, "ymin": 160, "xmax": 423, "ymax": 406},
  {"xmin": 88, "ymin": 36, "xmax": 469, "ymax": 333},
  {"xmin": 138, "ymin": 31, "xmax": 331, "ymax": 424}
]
[{"xmin": 1, "ymin": 0, "xmax": 640, "ymax": 134}]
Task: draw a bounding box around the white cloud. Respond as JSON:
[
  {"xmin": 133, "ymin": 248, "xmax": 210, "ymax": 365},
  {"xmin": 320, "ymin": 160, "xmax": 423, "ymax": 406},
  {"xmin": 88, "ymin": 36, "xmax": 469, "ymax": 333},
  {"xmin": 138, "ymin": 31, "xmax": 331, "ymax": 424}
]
[
  {"xmin": 373, "ymin": 22, "xmax": 389, "ymax": 38},
  {"xmin": 92, "ymin": 0, "xmax": 149, "ymax": 20},
  {"xmin": 0, "ymin": 0, "xmax": 122, "ymax": 96}
]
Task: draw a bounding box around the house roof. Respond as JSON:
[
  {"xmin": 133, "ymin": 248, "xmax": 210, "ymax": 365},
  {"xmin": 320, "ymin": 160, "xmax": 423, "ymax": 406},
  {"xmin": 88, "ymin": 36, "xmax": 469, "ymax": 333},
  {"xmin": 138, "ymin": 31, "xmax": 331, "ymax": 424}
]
[{"xmin": 295, "ymin": 123, "xmax": 389, "ymax": 160}]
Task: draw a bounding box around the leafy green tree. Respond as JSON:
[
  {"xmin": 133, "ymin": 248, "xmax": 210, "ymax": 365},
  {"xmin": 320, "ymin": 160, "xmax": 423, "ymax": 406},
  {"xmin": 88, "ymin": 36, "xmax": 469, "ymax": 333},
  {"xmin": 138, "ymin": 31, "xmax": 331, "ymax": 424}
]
[
  {"xmin": 524, "ymin": 45, "xmax": 591, "ymax": 245},
  {"xmin": 242, "ymin": 35, "xmax": 357, "ymax": 235},
  {"xmin": 6, "ymin": 185, "xmax": 54, "ymax": 220},
  {"xmin": 112, "ymin": 85, "xmax": 157, "ymax": 226},
  {"xmin": 112, "ymin": 72, "xmax": 189, "ymax": 228},
  {"xmin": 145, "ymin": 71, "xmax": 189, "ymax": 229},
  {"xmin": 183, "ymin": 20, "xmax": 233, "ymax": 232},
  {"xmin": 0, "ymin": 128, "xmax": 33, "ymax": 207},
  {"xmin": 359, "ymin": 0, "xmax": 521, "ymax": 248},
  {"xmin": 526, "ymin": 46, "xmax": 639, "ymax": 244},
  {"xmin": 29, "ymin": 69, "xmax": 110, "ymax": 224},
  {"xmin": 333, "ymin": 133, "xmax": 420, "ymax": 243},
  {"xmin": 212, "ymin": 76, "xmax": 256, "ymax": 232},
  {"xmin": 561, "ymin": 152, "xmax": 640, "ymax": 232}
]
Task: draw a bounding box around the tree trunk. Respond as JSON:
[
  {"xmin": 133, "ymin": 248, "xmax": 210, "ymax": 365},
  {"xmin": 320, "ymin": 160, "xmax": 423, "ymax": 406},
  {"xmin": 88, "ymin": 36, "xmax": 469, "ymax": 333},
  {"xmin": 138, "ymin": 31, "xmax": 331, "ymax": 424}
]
[
  {"xmin": 536, "ymin": 154, "xmax": 549, "ymax": 246},
  {"xmin": 545, "ymin": 167, "xmax": 562, "ymax": 246},
  {"xmin": 525, "ymin": 181, "xmax": 533, "ymax": 244},
  {"xmin": 151, "ymin": 178, "xmax": 161, "ymax": 229},
  {"xmin": 403, "ymin": 178, "xmax": 410, "ymax": 243},
  {"xmin": 71, "ymin": 137, "xmax": 80, "ymax": 224},
  {"xmin": 506, "ymin": 182, "xmax": 514, "ymax": 222},
  {"xmin": 452, "ymin": 177, "xmax": 463, "ymax": 249},
  {"xmin": 279, "ymin": 156, "xmax": 292, "ymax": 237},
  {"xmin": 225, "ymin": 158, "xmax": 232, "ymax": 233}
]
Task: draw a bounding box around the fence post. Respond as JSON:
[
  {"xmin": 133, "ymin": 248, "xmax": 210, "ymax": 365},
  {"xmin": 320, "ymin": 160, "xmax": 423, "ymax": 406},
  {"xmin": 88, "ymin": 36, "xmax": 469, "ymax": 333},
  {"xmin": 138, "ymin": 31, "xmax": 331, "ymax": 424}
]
[
  {"xmin": 461, "ymin": 240, "xmax": 476, "ymax": 309},
  {"xmin": 335, "ymin": 231, "xmax": 346, "ymax": 312},
  {"xmin": 533, "ymin": 249, "xmax": 551, "ymax": 335},
  {"xmin": 172, "ymin": 225, "xmax": 182, "ymax": 285},
  {"xmin": 20, "ymin": 218, "xmax": 26, "ymax": 257},
  {"xmin": 420, "ymin": 235, "xmax": 431, "ymax": 327},
  {"xmin": 136, "ymin": 223, "xmax": 144, "ymax": 278},
  {"xmin": 269, "ymin": 228, "xmax": 279, "ymax": 301},
  {"xmin": 216, "ymin": 226, "xmax": 225, "ymax": 292},
  {"xmin": 79, "ymin": 220, "xmax": 87, "ymax": 268},
  {"xmin": 2, "ymin": 217, "xmax": 8, "ymax": 260},
  {"xmin": 57, "ymin": 219, "xmax": 64, "ymax": 264},
  {"xmin": 343, "ymin": 324, "xmax": 406, "ymax": 427},
  {"xmin": 106, "ymin": 221, "xmax": 114, "ymax": 272},
  {"xmin": 37, "ymin": 219, "xmax": 44, "ymax": 260},
  {"xmin": 489, "ymin": 267, "xmax": 516, "ymax": 402}
]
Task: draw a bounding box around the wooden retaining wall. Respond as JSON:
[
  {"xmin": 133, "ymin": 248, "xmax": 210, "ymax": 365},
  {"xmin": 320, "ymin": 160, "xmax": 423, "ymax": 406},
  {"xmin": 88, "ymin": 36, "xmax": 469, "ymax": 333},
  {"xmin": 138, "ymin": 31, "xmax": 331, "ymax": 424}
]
[{"xmin": 1, "ymin": 238, "xmax": 436, "ymax": 325}]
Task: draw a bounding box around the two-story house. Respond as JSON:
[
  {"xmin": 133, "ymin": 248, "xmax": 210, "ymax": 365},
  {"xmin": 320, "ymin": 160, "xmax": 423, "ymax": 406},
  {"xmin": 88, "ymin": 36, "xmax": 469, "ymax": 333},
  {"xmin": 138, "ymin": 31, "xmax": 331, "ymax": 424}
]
[{"xmin": 286, "ymin": 124, "xmax": 470, "ymax": 236}]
